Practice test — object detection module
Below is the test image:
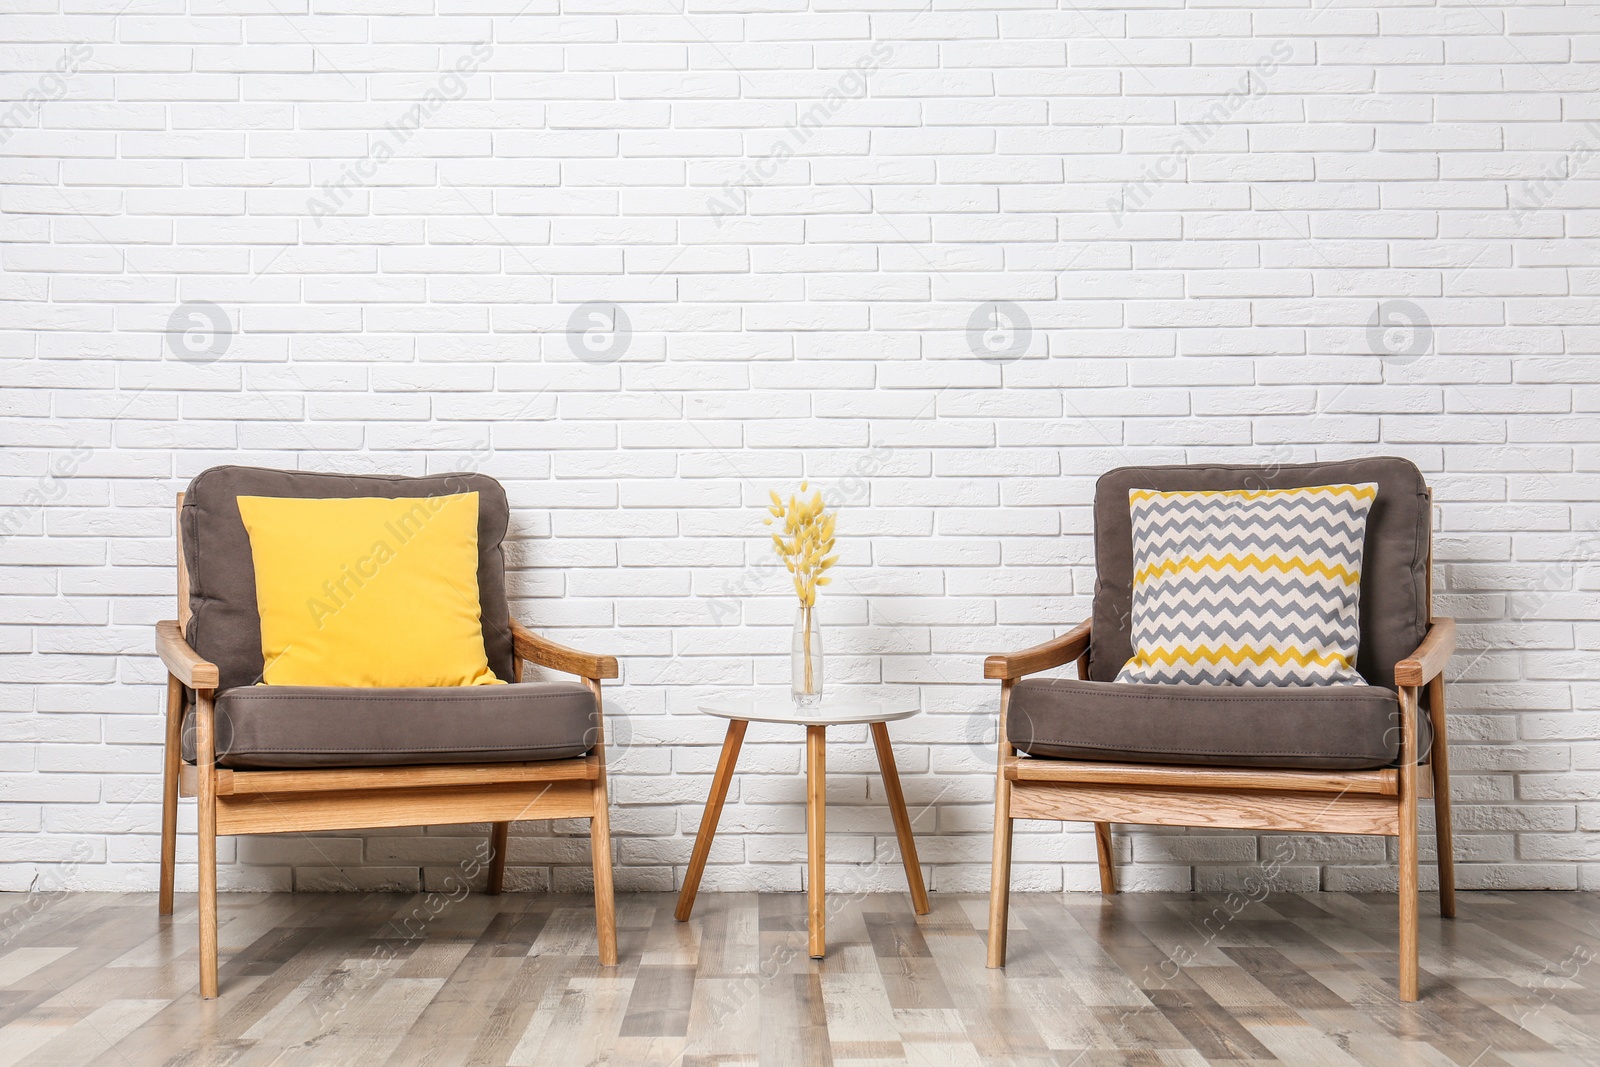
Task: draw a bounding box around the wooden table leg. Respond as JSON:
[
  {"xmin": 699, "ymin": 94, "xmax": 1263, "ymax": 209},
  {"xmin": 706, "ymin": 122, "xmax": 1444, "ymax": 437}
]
[
  {"xmin": 675, "ymin": 718, "xmax": 748, "ymax": 922},
  {"xmin": 807, "ymin": 724, "xmax": 826, "ymax": 959},
  {"xmin": 869, "ymin": 721, "xmax": 929, "ymax": 915}
]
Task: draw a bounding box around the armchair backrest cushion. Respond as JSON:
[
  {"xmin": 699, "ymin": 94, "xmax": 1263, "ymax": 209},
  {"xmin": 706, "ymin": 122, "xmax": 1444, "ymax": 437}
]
[
  {"xmin": 182, "ymin": 466, "xmax": 516, "ymax": 692},
  {"xmin": 1091, "ymin": 458, "xmax": 1429, "ymax": 690}
]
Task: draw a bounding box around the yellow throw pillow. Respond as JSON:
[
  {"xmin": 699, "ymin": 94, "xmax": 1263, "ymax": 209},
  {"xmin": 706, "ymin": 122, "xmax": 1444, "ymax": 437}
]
[{"xmin": 236, "ymin": 493, "xmax": 503, "ymax": 688}]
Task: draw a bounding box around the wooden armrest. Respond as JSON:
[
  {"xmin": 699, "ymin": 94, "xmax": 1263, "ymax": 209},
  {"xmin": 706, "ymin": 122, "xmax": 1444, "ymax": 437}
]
[
  {"xmin": 1394, "ymin": 617, "xmax": 1456, "ymax": 687},
  {"xmin": 984, "ymin": 619, "xmax": 1092, "ymax": 681},
  {"xmin": 511, "ymin": 620, "xmax": 618, "ymax": 680},
  {"xmin": 156, "ymin": 620, "xmax": 219, "ymax": 689}
]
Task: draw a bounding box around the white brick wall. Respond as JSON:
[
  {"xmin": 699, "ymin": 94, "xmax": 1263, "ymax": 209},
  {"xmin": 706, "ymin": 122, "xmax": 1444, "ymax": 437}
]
[{"xmin": 1, "ymin": 0, "xmax": 1596, "ymax": 897}]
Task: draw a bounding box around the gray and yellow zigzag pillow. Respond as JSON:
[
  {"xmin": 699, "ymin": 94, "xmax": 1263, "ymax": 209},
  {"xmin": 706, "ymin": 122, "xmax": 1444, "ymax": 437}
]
[{"xmin": 1115, "ymin": 483, "xmax": 1378, "ymax": 687}]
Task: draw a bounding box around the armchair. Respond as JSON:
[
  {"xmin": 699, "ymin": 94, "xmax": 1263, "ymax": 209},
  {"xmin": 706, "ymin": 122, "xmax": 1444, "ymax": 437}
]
[
  {"xmin": 985, "ymin": 458, "xmax": 1456, "ymax": 1002},
  {"xmin": 156, "ymin": 467, "xmax": 620, "ymax": 997}
]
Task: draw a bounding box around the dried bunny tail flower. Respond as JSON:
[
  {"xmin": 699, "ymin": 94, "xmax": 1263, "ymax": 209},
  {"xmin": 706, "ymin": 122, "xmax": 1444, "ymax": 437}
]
[{"xmin": 766, "ymin": 481, "xmax": 839, "ymax": 606}]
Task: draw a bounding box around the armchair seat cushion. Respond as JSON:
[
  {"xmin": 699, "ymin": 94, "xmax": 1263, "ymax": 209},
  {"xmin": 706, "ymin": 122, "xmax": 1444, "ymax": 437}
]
[
  {"xmin": 183, "ymin": 682, "xmax": 598, "ymax": 769},
  {"xmin": 1008, "ymin": 677, "xmax": 1431, "ymax": 771}
]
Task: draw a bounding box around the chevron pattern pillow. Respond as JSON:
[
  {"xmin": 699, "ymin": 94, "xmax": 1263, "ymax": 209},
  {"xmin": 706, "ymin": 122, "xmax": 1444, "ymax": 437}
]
[{"xmin": 1115, "ymin": 483, "xmax": 1379, "ymax": 687}]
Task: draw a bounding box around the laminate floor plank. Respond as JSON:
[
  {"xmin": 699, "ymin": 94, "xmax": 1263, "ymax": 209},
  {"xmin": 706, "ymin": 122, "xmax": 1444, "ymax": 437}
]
[
  {"xmin": 621, "ymin": 963, "xmax": 699, "ymax": 1038},
  {"xmin": 527, "ymin": 961, "xmax": 636, "ymax": 1065},
  {"xmin": 388, "ymin": 956, "xmax": 525, "ymax": 1066},
  {"xmin": 682, "ymin": 975, "xmax": 764, "ymax": 1062},
  {"xmin": 818, "ymin": 971, "xmax": 905, "ymax": 1062},
  {"xmin": 498, "ymin": 958, "xmax": 584, "ymax": 1067},
  {"xmin": 759, "ymin": 973, "xmax": 833, "ymax": 1067},
  {"xmin": 698, "ymin": 892, "xmax": 763, "ymax": 978},
  {"xmin": 1, "ymin": 890, "xmax": 1598, "ymax": 1065}
]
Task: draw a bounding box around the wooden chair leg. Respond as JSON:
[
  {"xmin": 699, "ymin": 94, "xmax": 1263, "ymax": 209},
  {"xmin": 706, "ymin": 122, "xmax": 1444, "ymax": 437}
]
[
  {"xmin": 591, "ymin": 787, "xmax": 617, "ymax": 965},
  {"xmin": 987, "ymin": 681, "xmax": 1015, "ymax": 969},
  {"xmin": 1398, "ymin": 686, "xmax": 1421, "ymax": 1002},
  {"xmin": 1094, "ymin": 822, "xmax": 1116, "ymax": 895},
  {"xmin": 987, "ymin": 776, "xmax": 1013, "ymax": 968},
  {"xmin": 1428, "ymin": 675, "xmax": 1456, "ymax": 919},
  {"xmin": 1399, "ymin": 808, "xmax": 1419, "ymax": 1001},
  {"xmin": 196, "ymin": 690, "xmax": 219, "ymax": 999},
  {"xmin": 586, "ymin": 678, "xmax": 618, "ymax": 966},
  {"xmin": 487, "ymin": 822, "xmax": 510, "ymax": 895},
  {"xmin": 159, "ymin": 674, "xmax": 182, "ymax": 917}
]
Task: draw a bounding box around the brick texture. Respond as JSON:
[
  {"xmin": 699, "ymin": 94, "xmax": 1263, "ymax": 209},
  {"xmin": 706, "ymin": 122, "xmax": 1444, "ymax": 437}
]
[{"xmin": 0, "ymin": 1, "xmax": 1595, "ymax": 895}]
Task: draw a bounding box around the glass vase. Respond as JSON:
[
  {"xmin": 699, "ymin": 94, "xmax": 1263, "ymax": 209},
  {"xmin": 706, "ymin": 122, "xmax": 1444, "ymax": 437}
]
[{"xmin": 792, "ymin": 605, "xmax": 823, "ymax": 708}]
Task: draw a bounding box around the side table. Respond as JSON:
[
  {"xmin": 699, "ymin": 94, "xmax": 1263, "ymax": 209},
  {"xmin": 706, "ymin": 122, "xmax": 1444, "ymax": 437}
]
[{"xmin": 673, "ymin": 692, "xmax": 930, "ymax": 958}]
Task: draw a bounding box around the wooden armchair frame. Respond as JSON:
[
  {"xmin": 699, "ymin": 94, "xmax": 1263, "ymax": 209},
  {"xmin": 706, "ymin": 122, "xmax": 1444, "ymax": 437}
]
[
  {"xmin": 985, "ymin": 496, "xmax": 1456, "ymax": 1002},
  {"xmin": 156, "ymin": 494, "xmax": 620, "ymax": 998}
]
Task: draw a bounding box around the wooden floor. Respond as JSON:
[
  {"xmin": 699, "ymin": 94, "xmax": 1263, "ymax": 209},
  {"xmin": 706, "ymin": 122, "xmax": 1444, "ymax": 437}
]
[{"xmin": 0, "ymin": 890, "xmax": 1596, "ymax": 1065}]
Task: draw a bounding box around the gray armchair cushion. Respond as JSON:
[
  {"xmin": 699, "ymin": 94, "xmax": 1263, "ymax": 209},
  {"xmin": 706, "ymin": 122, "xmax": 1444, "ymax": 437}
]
[
  {"xmin": 181, "ymin": 466, "xmax": 516, "ymax": 692},
  {"xmin": 1009, "ymin": 676, "xmax": 1431, "ymax": 771},
  {"xmin": 1089, "ymin": 458, "xmax": 1430, "ymax": 690},
  {"xmin": 183, "ymin": 681, "xmax": 598, "ymax": 769}
]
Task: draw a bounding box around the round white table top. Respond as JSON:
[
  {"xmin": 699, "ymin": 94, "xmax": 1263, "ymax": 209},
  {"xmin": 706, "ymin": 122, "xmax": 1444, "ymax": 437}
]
[{"xmin": 698, "ymin": 691, "xmax": 920, "ymax": 726}]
